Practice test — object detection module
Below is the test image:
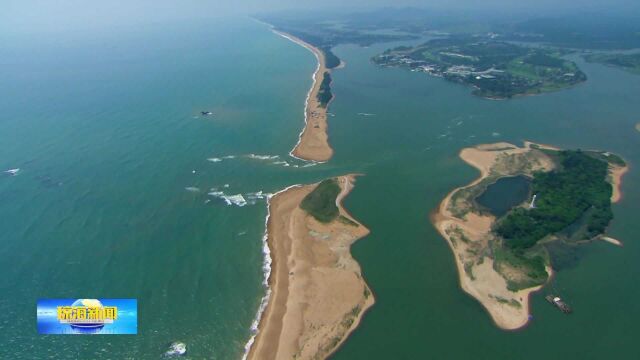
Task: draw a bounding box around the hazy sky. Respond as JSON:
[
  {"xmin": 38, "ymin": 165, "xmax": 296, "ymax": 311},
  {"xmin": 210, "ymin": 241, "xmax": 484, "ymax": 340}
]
[{"xmin": 4, "ymin": 0, "xmax": 640, "ymax": 34}]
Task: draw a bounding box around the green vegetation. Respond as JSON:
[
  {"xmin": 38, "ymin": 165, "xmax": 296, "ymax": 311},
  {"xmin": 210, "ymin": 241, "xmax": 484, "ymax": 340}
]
[
  {"xmin": 495, "ymin": 151, "xmax": 613, "ymax": 249},
  {"xmin": 584, "ymin": 53, "xmax": 640, "ymax": 75},
  {"xmin": 300, "ymin": 179, "xmax": 341, "ymax": 223},
  {"xmin": 338, "ymin": 215, "xmax": 358, "ymax": 227},
  {"xmin": 322, "ymin": 47, "xmax": 341, "ymax": 69},
  {"xmin": 373, "ymin": 36, "xmax": 586, "ymax": 99},
  {"xmin": 317, "ymin": 72, "xmax": 333, "ymax": 107},
  {"xmin": 493, "ymin": 244, "xmax": 548, "ymax": 291}
]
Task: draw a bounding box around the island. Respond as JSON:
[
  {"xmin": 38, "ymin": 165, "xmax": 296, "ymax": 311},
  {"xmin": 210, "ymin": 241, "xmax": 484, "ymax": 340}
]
[
  {"xmin": 584, "ymin": 53, "xmax": 640, "ymax": 74},
  {"xmin": 636, "ymin": 122, "xmax": 640, "ymax": 132},
  {"xmin": 373, "ymin": 37, "xmax": 587, "ymax": 99},
  {"xmin": 432, "ymin": 142, "xmax": 627, "ymax": 329},
  {"xmin": 248, "ymin": 175, "xmax": 373, "ymax": 359}
]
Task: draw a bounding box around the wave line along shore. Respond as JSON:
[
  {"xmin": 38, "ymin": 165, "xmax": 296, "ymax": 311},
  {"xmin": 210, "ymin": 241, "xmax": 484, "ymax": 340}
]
[{"xmin": 246, "ymin": 175, "xmax": 373, "ymax": 359}]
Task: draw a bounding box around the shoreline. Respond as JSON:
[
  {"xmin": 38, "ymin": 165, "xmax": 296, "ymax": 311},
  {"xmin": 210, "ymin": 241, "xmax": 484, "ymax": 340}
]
[
  {"xmin": 432, "ymin": 142, "xmax": 555, "ymax": 330},
  {"xmin": 242, "ymin": 184, "xmax": 302, "ymax": 360},
  {"xmin": 247, "ymin": 175, "xmax": 373, "ymax": 359},
  {"xmin": 272, "ymin": 29, "xmax": 335, "ymax": 162},
  {"xmin": 610, "ymin": 164, "xmax": 628, "ymax": 203}
]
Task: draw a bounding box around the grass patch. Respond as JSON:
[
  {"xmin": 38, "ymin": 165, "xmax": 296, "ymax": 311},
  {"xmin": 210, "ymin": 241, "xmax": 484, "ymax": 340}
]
[{"xmin": 338, "ymin": 215, "xmax": 358, "ymax": 227}]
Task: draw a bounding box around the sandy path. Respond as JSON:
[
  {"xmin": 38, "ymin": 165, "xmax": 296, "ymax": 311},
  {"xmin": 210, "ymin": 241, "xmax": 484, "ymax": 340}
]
[{"xmin": 247, "ymin": 175, "xmax": 373, "ymax": 360}]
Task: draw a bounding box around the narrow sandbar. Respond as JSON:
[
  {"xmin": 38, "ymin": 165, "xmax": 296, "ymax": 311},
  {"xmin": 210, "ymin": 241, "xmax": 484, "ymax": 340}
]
[
  {"xmin": 247, "ymin": 175, "xmax": 373, "ymax": 360},
  {"xmin": 610, "ymin": 164, "xmax": 628, "ymax": 203},
  {"xmin": 274, "ymin": 30, "xmax": 334, "ymax": 162}
]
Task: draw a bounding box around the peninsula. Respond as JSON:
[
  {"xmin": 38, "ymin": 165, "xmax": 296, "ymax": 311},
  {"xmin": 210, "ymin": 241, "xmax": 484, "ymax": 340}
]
[
  {"xmin": 373, "ymin": 37, "xmax": 586, "ymax": 99},
  {"xmin": 248, "ymin": 175, "xmax": 373, "ymax": 360},
  {"xmin": 584, "ymin": 52, "xmax": 640, "ymax": 75},
  {"xmin": 432, "ymin": 142, "xmax": 626, "ymax": 329},
  {"xmin": 274, "ymin": 30, "xmax": 335, "ymax": 162}
]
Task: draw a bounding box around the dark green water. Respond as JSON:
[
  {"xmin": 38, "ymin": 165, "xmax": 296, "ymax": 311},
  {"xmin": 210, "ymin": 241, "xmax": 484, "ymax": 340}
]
[
  {"xmin": 1, "ymin": 17, "xmax": 639, "ymax": 360},
  {"xmin": 476, "ymin": 176, "xmax": 531, "ymax": 217}
]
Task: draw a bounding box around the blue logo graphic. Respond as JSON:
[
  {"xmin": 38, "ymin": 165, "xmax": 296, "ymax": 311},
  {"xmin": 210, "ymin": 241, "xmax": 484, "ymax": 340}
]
[{"xmin": 37, "ymin": 298, "xmax": 137, "ymax": 335}]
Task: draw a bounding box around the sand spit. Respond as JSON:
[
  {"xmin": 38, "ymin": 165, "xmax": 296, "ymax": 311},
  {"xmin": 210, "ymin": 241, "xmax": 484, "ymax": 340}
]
[
  {"xmin": 247, "ymin": 175, "xmax": 373, "ymax": 360},
  {"xmin": 273, "ymin": 30, "xmax": 334, "ymax": 162}
]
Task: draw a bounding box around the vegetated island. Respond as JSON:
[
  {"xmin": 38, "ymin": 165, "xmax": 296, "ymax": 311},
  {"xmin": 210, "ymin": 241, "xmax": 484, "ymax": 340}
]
[
  {"xmin": 248, "ymin": 175, "xmax": 373, "ymax": 360},
  {"xmin": 432, "ymin": 142, "xmax": 627, "ymax": 329},
  {"xmin": 373, "ymin": 36, "xmax": 587, "ymax": 99},
  {"xmin": 584, "ymin": 52, "xmax": 640, "ymax": 75}
]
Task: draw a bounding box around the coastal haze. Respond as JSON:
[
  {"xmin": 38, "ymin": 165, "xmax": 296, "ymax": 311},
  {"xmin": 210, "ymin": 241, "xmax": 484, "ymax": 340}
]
[{"xmin": 2, "ymin": 1, "xmax": 640, "ymax": 359}]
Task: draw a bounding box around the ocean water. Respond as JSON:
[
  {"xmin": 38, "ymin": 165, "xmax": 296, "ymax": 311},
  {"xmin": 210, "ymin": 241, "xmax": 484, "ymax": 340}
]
[{"xmin": 1, "ymin": 16, "xmax": 640, "ymax": 360}]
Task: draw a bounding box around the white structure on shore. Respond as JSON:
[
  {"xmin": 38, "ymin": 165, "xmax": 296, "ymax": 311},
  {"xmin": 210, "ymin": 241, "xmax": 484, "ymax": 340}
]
[{"xmin": 529, "ymin": 194, "xmax": 537, "ymax": 209}]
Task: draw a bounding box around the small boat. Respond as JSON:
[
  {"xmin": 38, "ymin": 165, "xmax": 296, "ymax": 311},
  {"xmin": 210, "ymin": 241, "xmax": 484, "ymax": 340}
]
[
  {"xmin": 5, "ymin": 168, "xmax": 20, "ymax": 175},
  {"xmin": 201, "ymin": 111, "xmax": 214, "ymax": 116},
  {"xmin": 166, "ymin": 342, "xmax": 186, "ymax": 356},
  {"xmin": 545, "ymin": 294, "xmax": 572, "ymax": 314}
]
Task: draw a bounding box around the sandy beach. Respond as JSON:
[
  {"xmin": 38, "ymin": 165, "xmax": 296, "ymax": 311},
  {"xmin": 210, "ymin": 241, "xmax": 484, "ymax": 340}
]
[
  {"xmin": 247, "ymin": 175, "xmax": 373, "ymax": 360},
  {"xmin": 432, "ymin": 142, "xmax": 555, "ymax": 330},
  {"xmin": 273, "ymin": 30, "xmax": 334, "ymax": 162},
  {"xmin": 610, "ymin": 164, "xmax": 628, "ymax": 203}
]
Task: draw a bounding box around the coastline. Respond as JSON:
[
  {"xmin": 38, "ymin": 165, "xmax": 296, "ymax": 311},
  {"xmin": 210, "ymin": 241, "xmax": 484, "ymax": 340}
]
[
  {"xmin": 432, "ymin": 142, "xmax": 555, "ymax": 330},
  {"xmin": 272, "ymin": 30, "xmax": 335, "ymax": 162},
  {"xmin": 247, "ymin": 175, "xmax": 373, "ymax": 359},
  {"xmin": 610, "ymin": 164, "xmax": 628, "ymax": 203}
]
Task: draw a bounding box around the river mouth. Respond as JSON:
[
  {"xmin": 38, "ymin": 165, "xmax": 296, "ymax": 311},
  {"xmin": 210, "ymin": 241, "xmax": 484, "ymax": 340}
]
[{"xmin": 475, "ymin": 175, "xmax": 532, "ymax": 217}]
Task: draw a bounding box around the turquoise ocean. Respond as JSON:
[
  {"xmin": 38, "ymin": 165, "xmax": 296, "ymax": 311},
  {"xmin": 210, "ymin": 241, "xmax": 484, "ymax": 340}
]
[{"xmin": 1, "ymin": 17, "xmax": 639, "ymax": 359}]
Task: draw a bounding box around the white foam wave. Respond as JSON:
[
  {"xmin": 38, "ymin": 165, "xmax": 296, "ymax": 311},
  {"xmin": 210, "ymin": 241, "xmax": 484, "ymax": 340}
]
[
  {"xmin": 207, "ymin": 158, "xmax": 223, "ymax": 163},
  {"xmin": 184, "ymin": 187, "xmax": 200, "ymax": 192},
  {"xmin": 207, "ymin": 191, "xmax": 248, "ymax": 207},
  {"xmin": 357, "ymin": 112, "xmax": 376, "ymax": 116},
  {"xmin": 272, "ymin": 160, "xmax": 290, "ymax": 167},
  {"xmin": 247, "ymin": 154, "xmax": 280, "ymax": 160}
]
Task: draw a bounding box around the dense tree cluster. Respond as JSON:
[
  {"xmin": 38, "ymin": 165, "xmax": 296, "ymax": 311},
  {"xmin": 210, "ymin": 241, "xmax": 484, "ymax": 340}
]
[
  {"xmin": 495, "ymin": 151, "xmax": 613, "ymax": 249},
  {"xmin": 317, "ymin": 72, "xmax": 333, "ymax": 107},
  {"xmin": 300, "ymin": 179, "xmax": 341, "ymax": 223}
]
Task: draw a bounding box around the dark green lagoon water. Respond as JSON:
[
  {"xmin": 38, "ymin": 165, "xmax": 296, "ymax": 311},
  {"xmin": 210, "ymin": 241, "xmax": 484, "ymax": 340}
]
[
  {"xmin": 476, "ymin": 176, "xmax": 531, "ymax": 217},
  {"xmin": 1, "ymin": 17, "xmax": 639, "ymax": 359}
]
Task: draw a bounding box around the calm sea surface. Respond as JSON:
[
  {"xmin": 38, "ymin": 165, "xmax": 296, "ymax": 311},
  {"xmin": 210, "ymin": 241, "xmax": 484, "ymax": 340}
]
[{"xmin": 1, "ymin": 17, "xmax": 639, "ymax": 359}]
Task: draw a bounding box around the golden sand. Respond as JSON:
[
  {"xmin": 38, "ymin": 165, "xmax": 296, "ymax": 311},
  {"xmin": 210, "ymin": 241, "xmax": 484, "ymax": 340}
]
[
  {"xmin": 274, "ymin": 30, "xmax": 334, "ymax": 162},
  {"xmin": 247, "ymin": 175, "xmax": 373, "ymax": 360}
]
